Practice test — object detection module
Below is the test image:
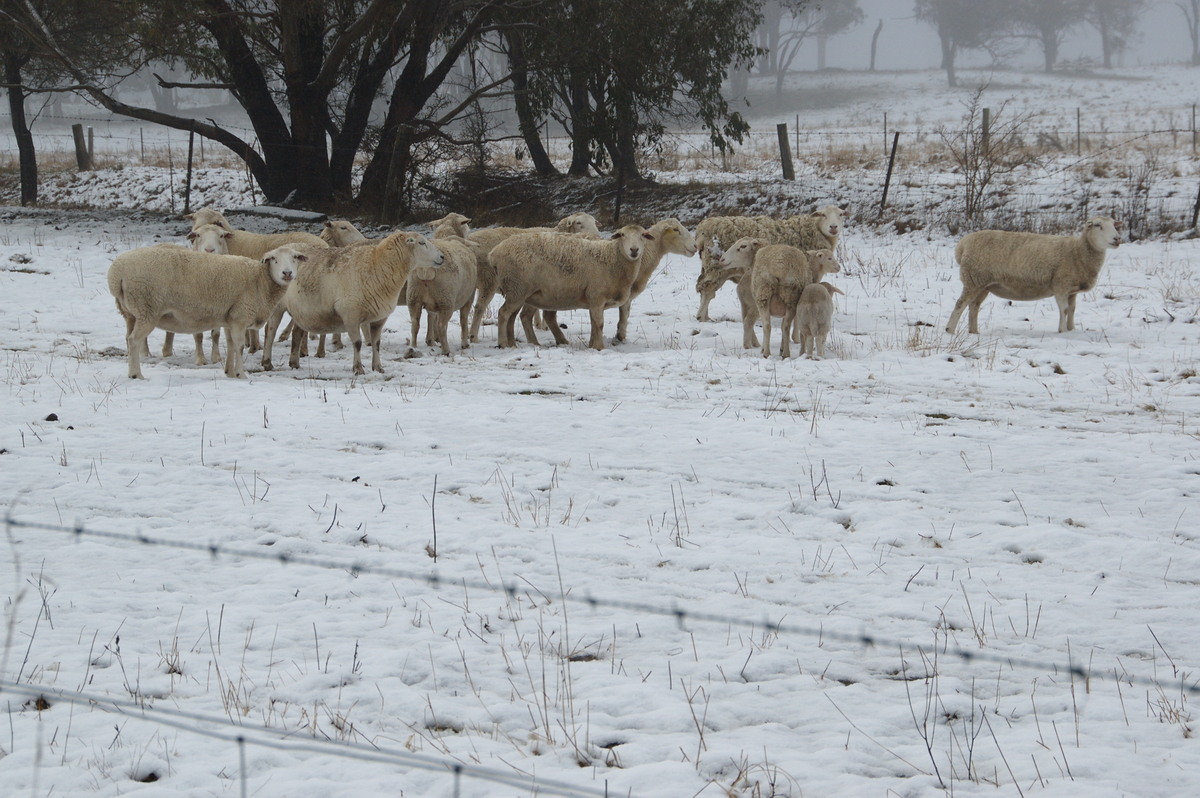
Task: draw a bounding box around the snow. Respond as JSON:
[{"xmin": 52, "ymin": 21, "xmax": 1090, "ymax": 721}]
[{"xmin": 3, "ymin": 66, "xmax": 1200, "ymax": 797}]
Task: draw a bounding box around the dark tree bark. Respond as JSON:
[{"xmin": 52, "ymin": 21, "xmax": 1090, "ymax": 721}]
[
  {"xmin": 504, "ymin": 27, "xmax": 558, "ymax": 176},
  {"xmin": 3, "ymin": 50, "xmax": 37, "ymax": 205}
]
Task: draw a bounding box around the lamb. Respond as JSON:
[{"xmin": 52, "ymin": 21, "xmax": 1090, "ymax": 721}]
[
  {"xmin": 796, "ymin": 281, "xmax": 845, "ymax": 359},
  {"xmin": 534, "ymin": 218, "xmax": 697, "ymax": 346},
  {"xmin": 466, "ymin": 212, "xmax": 602, "ymax": 342},
  {"xmin": 107, "ymin": 247, "xmax": 295, "ymax": 379},
  {"xmin": 694, "ymin": 205, "xmax": 846, "ymax": 322},
  {"xmin": 718, "ymin": 238, "xmax": 841, "ymax": 358},
  {"xmin": 406, "ymin": 237, "xmax": 480, "ymax": 355},
  {"xmin": 489, "ymin": 224, "xmax": 651, "ymax": 349},
  {"xmin": 945, "ymin": 216, "xmax": 1121, "ymax": 334},
  {"xmin": 259, "ymin": 232, "xmax": 444, "ymax": 375}
]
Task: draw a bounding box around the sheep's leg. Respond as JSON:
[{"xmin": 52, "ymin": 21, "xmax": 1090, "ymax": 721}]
[
  {"xmin": 947, "ymin": 286, "xmax": 984, "ymax": 334},
  {"xmin": 1057, "ymin": 293, "xmax": 1077, "ymax": 332},
  {"xmin": 966, "ymin": 290, "xmax": 989, "ymax": 334},
  {"xmin": 815, "ymin": 332, "xmax": 827, "ymax": 359},
  {"xmin": 425, "ymin": 311, "xmax": 439, "ymax": 347},
  {"xmin": 586, "ymin": 304, "xmax": 606, "ymax": 350},
  {"xmin": 277, "ymin": 318, "xmax": 294, "ymax": 343},
  {"xmin": 519, "ymin": 306, "xmax": 542, "ymax": 346},
  {"xmin": 409, "ymin": 305, "xmax": 423, "ymax": 350},
  {"xmin": 315, "ymin": 334, "xmax": 327, "ymax": 358},
  {"xmin": 436, "ymin": 310, "xmax": 452, "ymax": 356},
  {"xmin": 543, "ymin": 311, "xmax": 568, "ymax": 345},
  {"xmin": 790, "ymin": 313, "xmax": 801, "ymax": 344},
  {"xmin": 190, "ymin": 333, "xmax": 207, "ymax": 365},
  {"xmin": 208, "ymin": 329, "xmax": 221, "ymax": 365},
  {"xmin": 161, "ymin": 331, "xmax": 176, "ymax": 357},
  {"xmin": 470, "ymin": 288, "xmax": 496, "ymax": 343},
  {"xmin": 457, "ymin": 304, "xmax": 471, "ymax": 350},
  {"xmin": 288, "ymin": 323, "xmax": 305, "ymax": 369},
  {"xmin": 332, "ymin": 332, "xmax": 344, "ymax": 350},
  {"xmin": 758, "ymin": 302, "xmax": 773, "ymax": 358},
  {"xmin": 533, "ymin": 310, "xmax": 549, "ymax": 330},
  {"xmin": 496, "ymin": 298, "xmax": 523, "ymax": 348},
  {"xmin": 614, "ymin": 300, "xmax": 632, "ymax": 344},
  {"xmin": 128, "ymin": 318, "xmax": 155, "ymax": 379},
  {"xmin": 223, "ymin": 324, "xmax": 247, "ymax": 378},
  {"xmin": 246, "ymin": 327, "xmax": 260, "ymax": 354},
  {"xmin": 261, "ymin": 306, "xmax": 285, "ymax": 371},
  {"xmin": 367, "ymin": 320, "xmax": 386, "ymax": 372},
  {"xmin": 742, "ymin": 308, "xmax": 759, "ymax": 349},
  {"xmin": 779, "ymin": 310, "xmax": 795, "ymax": 359},
  {"xmin": 696, "ymin": 289, "xmax": 715, "ymax": 322}
]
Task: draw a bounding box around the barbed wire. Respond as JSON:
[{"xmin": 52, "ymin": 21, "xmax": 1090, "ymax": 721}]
[
  {"xmin": 6, "ymin": 513, "xmax": 1199, "ymax": 699},
  {"xmin": 0, "ymin": 679, "xmax": 623, "ymax": 798}
]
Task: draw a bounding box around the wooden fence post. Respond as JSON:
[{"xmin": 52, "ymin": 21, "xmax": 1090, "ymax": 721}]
[
  {"xmin": 71, "ymin": 124, "xmax": 93, "ymax": 171},
  {"xmin": 184, "ymin": 130, "xmax": 195, "ymax": 215},
  {"xmin": 879, "ymin": 131, "xmax": 900, "ymax": 216},
  {"xmin": 776, "ymin": 122, "xmax": 795, "ymax": 181}
]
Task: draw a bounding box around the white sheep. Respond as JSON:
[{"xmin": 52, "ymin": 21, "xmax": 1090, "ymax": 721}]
[
  {"xmin": 260, "ymin": 232, "xmax": 444, "ymax": 375},
  {"xmin": 320, "ymin": 219, "xmax": 368, "ymax": 247},
  {"xmin": 694, "ymin": 205, "xmax": 846, "ymax": 322},
  {"xmin": 945, "ymin": 216, "xmax": 1122, "ymax": 334},
  {"xmin": 107, "ymin": 247, "xmax": 295, "ymax": 379},
  {"xmin": 797, "ymin": 281, "xmax": 845, "ymax": 359},
  {"xmin": 535, "ymin": 218, "xmax": 697, "ymax": 346},
  {"xmin": 719, "ymin": 238, "xmax": 841, "ymax": 358},
  {"xmin": 467, "ymin": 212, "xmax": 602, "ymax": 342},
  {"xmin": 428, "ymin": 212, "xmax": 471, "ymax": 239},
  {"xmin": 489, "ymin": 224, "xmax": 651, "ymax": 350},
  {"xmin": 406, "ymin": 237, "xmax": 480, "ymax": 355}
]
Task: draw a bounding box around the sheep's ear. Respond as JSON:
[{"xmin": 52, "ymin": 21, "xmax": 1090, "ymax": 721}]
[
  {"xmin": 186, "ymin": 231, "xmax": 197, "ymax": 241},
  {"xmin": 611, "ymin": 230, "xmax": 625, "ymax": 239},
  {"xmin": 828, "ymin": 284, "xmax": 845, "ymax": 295},
  {"xmin": 223, "ymin": 231, "xmax": 233, "ymax": 239},
  {"xmin": 642, "ymin": 231, "xmax": 655, "ymax": 240}
]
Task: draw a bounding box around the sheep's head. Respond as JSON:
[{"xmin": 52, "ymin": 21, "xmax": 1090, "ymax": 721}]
[
  {"xmin": 187, "ymin": 223, "xmax": 232, "ymax": 254},
  {"xmin": 806, "ymin": 249, "xmax": 840, "ymax": 278},
  {"xmin": 810, "ymin": 205, "xmax": 847, "ymax": 239},
  {"xmin": 610, "ymin": 225, "xmax": 651, "ymax": 261},
  {"xmin": 653, "ymin": 219, "xmax": 698, "ymax": 258},
  {"xmin": 322, "ymin": 219, "xmax": 368, "ymax": 247},
  {"xmin": 558, "ymin": 212, "xmax": 601, "ymax": 237},
  {"xmin": 1085, "ymin": 216, "xmax": 1121, "ymax": 249},
  {"xmin": 718, "ymin": 237, "xmax": 764, "ymax": 271},
  {"xmin": 187, "ymin": 207, "xmax": 232, "ymax": 232},
  {"xmin": 262, "ymin": 245, "xmax": 304, "ymax": 286},
  {"xmin": 402, "ymin": 232, "xmax": 445, "ymax": 271},
  {"xmin": 428, "ymin": 212, "xmax": 471, "ymax": 238}
]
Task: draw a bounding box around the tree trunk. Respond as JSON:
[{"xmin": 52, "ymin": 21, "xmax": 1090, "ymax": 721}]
[
  {"xmin": 942, "ymin": 37, "xmax": 958, "ymax": 88},
  {"xmin": 869, "ymin": 19, "xmax": 883, "ymax": 71},
  {"xmin": 279, "ymin": 5, "xmax": 333, "ymax": 207},
  {"xmin": 3, "ymin": 52, "xmax": 37, "ymax": 205},
  {"xmin": 505, "ymin": 30, "xmax": 559, "ymax": 176},
  {"xmin": 567, "ymin": 67, "xmax": 592, "ymax": 176}
]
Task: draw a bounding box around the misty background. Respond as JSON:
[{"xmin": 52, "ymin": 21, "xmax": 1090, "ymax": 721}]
[{"xmin": 799, "ymin": 0, "xmax": 1190, "ymax": 70}]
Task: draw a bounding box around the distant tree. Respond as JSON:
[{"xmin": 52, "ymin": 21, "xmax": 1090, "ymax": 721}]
[
  {"xmin": 1011, "ymin": 0, "xmax": 1090, "ymax": 72},
  {"xmin": 1176, "ymin": 0, "xmax": 1200, "ymax": 65},
  {"xmin": 768, "ymin": 0, "xmax": 863, "ymax": 97},
  {"xmin": 512, "ymin": 0, "xmax": 761, "ymax": 181},
  {"xmin": 1084, "ymin": 0, "xmax": 1146, "ymax": 68},
  {"xmin": 913, "ymin": 0, "xmax": 1015, "ymax": 87}
]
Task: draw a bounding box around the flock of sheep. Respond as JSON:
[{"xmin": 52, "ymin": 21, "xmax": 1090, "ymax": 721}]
[{"xmin": 103, "ymin": 204, "xmax": 1123, "ymax": 379}]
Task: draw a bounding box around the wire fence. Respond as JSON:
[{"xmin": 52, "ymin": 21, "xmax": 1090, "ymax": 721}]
[{"xmin": 4, "ymin": 510, "xmax": 1199, "ymax": 793}]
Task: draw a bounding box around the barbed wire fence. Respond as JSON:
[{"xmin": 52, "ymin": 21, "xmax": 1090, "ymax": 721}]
[{"xmin": 3, "ymin": 510, "xmax": 1200, "ymax": 795}]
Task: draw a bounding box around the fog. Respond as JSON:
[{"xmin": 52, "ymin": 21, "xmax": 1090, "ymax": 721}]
[{"xmin": 805, "ymin": 0, "xmax": 1193, "ymax": 71}]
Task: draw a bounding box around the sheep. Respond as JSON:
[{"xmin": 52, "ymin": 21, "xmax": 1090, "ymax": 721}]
[
  {"xmin": 534, "ymin": 218, "xmax": 697, "ymax": 346},
  {"xmin": 489, "ymin": 224, "xmax": 651, "ymax": 350},
  {"xmin": 694, "ymin": 205, "xmax": 846, "ymax": 323},
  {"xmin": 107, "ymin": 247, "xmax": 295, "ymax": 379},
  {"xmin": 320, "ymin": 219, "xmax": 368, "ymax": 247},
  {"xmin": 466, "ymin": 212, "xmax": 602, "ymax": 342},
  {"xmin": 259, "ymin": 232, "xmax": 445, "ymax": 375},
  {"xmin": 718, "ymin": 238, "xmax": 841, "ymax": 358},
  {"xmin": 428, "ymin": 212, "xmax": 471, "ymax": 239},
  {"xmin": 796, "ymin": 281, "xmax": 845, "ymax": 359},
  {"xmin": 945, "ymin": 216, "xmax": 1122, "ymax": 334},
  {"xmin": 406, "ymin": 237, "xmax": 480, "ymax": 355},
  {"xmin": 184, "ymin": 214, "xmax": 329, "ymax": 356}
]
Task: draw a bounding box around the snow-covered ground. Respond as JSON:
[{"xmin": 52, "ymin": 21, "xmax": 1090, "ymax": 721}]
[{"xmin": 2, "ymin": 66, "xmax": 1200, "ymax": 797}]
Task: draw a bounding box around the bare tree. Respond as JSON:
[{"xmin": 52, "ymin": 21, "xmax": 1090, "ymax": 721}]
[
  {"xmin": 1012, "ymin": 0, "xmax": 1090, "ymax": 72},
  {"xmin": 1085, "ymin": 0, "xmax": 1147, "ymax": 68},
  {"xmin": 913, "ymin": 0, "xmax": 1015, "ymax": 87},
  {"xmin": 1176, "ymin": 0, "xmax": 1200, "ymax": 65}
]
